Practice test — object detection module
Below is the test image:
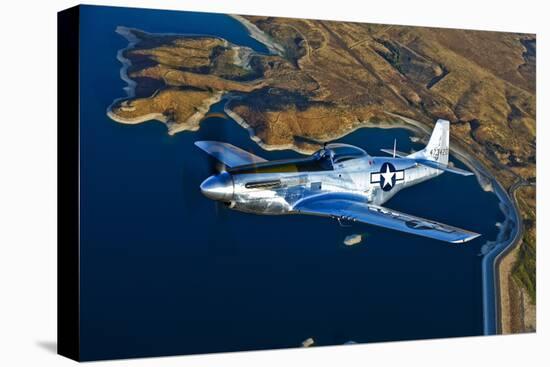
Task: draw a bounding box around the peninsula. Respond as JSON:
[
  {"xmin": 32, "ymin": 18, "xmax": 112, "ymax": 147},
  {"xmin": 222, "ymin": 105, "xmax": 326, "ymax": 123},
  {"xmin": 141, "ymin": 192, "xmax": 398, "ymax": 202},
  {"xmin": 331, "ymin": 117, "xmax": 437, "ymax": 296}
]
[{"xmin": 107, "ymin": 16, "xmax": 536, "ymax": 333}]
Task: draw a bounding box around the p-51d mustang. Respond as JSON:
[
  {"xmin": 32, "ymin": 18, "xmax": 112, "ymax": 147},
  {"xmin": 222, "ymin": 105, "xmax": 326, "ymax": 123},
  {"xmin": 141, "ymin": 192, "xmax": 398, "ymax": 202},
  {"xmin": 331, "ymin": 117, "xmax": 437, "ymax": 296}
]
[{"xmin": 195, "ymin": 119, "xmax": 480, "ymax": 243}]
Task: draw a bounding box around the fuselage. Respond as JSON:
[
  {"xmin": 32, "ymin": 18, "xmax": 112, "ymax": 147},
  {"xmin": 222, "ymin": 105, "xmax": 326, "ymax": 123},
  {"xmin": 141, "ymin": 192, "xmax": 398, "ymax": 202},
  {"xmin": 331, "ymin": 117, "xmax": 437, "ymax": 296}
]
[
  {"xmin": 200, "ymin": 149, "xmax": 443, "ymax": 215},
  {"xmin": 195, "ymin": 120, "xmax": 480, "ymax": 244}
]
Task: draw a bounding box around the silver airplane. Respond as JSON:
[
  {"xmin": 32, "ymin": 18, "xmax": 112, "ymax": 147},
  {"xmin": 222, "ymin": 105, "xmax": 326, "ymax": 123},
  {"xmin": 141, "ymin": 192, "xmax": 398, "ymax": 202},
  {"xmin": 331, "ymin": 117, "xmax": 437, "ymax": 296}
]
[{"xmin": 195, "ymin": 119, "xmax": 480, "ymax": 243}]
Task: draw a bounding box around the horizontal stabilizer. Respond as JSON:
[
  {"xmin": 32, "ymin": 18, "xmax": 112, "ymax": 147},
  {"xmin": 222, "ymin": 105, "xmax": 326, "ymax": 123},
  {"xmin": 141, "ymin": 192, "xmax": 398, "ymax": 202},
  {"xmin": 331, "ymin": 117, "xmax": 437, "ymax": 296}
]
[
  {"xmin": 416, "ymin": 159, "xmax": 473, "ymax": 176},
  {"xmin": 380, "ymin": 148, "xmax": 409, "ymax": 158},
  {"xmin": 195, "ymin": 141, "xmax": 267, "ymax": 168}
]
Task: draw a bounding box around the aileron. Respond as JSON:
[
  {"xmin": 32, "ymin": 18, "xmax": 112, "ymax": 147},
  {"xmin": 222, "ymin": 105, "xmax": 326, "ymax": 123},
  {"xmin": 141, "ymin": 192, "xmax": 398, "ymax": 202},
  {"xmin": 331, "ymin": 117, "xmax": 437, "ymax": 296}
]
[{"xmin": 293, "ymin": 194, "xmax": 480, "ymax": 243}]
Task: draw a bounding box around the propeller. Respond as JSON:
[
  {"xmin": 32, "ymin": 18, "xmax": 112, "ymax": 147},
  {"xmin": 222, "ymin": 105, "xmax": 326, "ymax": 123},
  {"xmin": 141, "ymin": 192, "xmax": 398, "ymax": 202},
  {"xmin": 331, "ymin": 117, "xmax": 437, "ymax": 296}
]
[
  {"xmin": 207, "ymin": 156, "xmax": 226, "ymax": 175},
  {"xmin": 198, "ymin": 112, "xmax": 231, "ymax": 174},
  {"xmin": 194, "ymin": 111, "xmax": 231, "ymax": 216}
]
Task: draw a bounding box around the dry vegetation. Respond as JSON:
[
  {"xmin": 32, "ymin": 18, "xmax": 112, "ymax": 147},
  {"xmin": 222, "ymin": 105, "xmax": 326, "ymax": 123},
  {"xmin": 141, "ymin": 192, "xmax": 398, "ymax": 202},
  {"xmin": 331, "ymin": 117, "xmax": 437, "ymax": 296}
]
[
  {"xmin": 108, "ymin": 19, "xmax": 536, "ymax": 329},
  {"xmin": 513, "ymin": 186, "xmax": 536, "ymax": 305},
  {"xmin": 500, "ymin": 185, "xmax": 536, "ymax": 333}
]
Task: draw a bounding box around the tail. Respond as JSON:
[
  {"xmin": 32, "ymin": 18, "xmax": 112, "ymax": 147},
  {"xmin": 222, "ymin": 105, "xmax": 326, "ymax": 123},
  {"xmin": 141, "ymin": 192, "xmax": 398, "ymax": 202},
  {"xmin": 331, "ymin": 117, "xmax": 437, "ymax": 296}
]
[
  {"xmin": 422, "ymin": 119, "xmax": 449, "ymax": 165},
  {"xmin": 408, "ymin": 119, "xmax": 473, "ymax": 176}
]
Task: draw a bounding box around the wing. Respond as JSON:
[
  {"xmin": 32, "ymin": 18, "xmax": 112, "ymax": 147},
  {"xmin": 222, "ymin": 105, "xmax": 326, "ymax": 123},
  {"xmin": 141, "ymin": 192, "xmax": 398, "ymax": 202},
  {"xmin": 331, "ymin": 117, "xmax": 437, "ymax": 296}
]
[
  {"xmin": 195, "ymin": 141, "xmax": 267, "ymax": 168},
  {"xmin": 293, "ymin": 193, "xmax": 480, "ymax": 243}
]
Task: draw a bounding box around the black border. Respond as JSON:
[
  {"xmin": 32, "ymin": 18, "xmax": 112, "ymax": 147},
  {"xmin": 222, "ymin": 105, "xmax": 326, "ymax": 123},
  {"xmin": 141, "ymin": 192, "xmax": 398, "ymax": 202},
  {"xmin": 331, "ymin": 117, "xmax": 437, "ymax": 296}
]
[{"xmin": 57, "ymin": 5, "xmax": 81, "ymax": 361}]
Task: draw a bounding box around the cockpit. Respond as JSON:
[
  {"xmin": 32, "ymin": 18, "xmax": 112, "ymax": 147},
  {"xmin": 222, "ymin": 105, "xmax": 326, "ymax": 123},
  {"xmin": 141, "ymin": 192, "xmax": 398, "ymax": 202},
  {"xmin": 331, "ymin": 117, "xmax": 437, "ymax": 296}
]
[
  {"xmin": 228, "ymin": 143, "xmax": 368, "ymax": 175},
  {"xmin": 315, "ymin": 143, "xmax": 368, "ymax": 164}
]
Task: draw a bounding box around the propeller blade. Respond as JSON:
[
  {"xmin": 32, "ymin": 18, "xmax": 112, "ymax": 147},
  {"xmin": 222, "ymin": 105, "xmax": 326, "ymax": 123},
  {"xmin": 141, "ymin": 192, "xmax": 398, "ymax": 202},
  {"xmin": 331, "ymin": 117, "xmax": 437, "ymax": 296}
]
[{"xmin": 197, "ymin": 112, "xmax": 230, "ymax": 174}]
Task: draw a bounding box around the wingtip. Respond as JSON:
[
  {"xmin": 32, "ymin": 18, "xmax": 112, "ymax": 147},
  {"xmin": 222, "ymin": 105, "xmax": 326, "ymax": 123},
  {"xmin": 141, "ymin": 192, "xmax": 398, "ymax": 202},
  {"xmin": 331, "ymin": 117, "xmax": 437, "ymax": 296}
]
[
  {"xmin": 194, "ymin": 140, "xmax": 217, "ymax": 149},
  {"xmin": 194, "ymin": 141, "xmax": 212, "ymax": 152},
  {"xmin": 457, "ymin": 168, "xmax": 475, "ymax": 176},
  {"xmin": 451, "ymin": 232, "xmax": 481, "ymax": 244}
]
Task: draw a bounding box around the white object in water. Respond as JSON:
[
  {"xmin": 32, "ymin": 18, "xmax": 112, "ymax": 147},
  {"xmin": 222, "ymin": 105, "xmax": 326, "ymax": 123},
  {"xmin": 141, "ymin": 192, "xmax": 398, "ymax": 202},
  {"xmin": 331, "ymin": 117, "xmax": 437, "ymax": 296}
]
[{"xmin": 344, "ymin": 234, "xmax": 363, "ymax": 246}]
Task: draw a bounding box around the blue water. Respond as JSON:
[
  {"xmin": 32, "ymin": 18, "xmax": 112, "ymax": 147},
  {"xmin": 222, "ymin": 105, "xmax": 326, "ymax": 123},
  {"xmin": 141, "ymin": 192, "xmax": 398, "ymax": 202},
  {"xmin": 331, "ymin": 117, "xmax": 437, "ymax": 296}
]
[{"xmin": 78, "ymin": 5, "xmax": 504, "ymax": 360}]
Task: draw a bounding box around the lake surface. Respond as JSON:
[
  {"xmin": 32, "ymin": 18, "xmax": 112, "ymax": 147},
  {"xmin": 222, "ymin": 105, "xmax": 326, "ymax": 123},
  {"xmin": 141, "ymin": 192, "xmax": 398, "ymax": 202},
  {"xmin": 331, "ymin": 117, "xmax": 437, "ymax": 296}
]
[{"xmin": 78, "ymin": 5, "xmax": 504, "ymax": 360}]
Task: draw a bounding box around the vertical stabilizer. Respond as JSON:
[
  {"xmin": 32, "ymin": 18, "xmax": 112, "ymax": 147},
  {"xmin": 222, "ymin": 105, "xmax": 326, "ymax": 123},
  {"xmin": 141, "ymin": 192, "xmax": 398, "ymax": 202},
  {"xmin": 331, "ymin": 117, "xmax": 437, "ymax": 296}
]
[
  {"xmin": 423, "ymin": 119, "xmax": 449, "ymax": 165},
  {"xmin": 408, "ymin": 119, "xmax": 473, "ymax": 176}
]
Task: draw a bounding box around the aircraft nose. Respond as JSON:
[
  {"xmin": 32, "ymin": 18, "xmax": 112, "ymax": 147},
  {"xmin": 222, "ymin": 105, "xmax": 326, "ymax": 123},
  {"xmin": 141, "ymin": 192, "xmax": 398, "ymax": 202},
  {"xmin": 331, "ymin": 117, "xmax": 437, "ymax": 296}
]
[{"xmin": 200, "ymin": 172, "xmax": 234, "ymax": 201}]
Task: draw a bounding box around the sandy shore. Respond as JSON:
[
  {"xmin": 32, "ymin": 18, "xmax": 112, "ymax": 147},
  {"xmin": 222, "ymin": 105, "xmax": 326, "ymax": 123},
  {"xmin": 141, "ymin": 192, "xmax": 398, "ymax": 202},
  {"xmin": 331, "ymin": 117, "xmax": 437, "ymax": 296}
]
[
  {"xmin": 105, "ymin": 26, "xmax": 151, "ymax": 127},
  {"xmin": 229, "ymin": 14, "xmax": 286, "ymax": 56},
  {"xmin": 107, "ymin": 91, "xmax": 224, "ymax": 135},
  {"xmin": 499, "ymin": 244, "xmax": 520, "ymax": 333},
  {"xmin": 224, "ymin": 101, "xmax": 315, "ymax": 155},
  {"xmin": 499, "ymin": 248, "xmax": 536, "ymax": 333},
  {"xmin": 107, "ymin": 110, "xmax": 167, "ymax": 125},
  {"xmin": 166, "ymin": 91, "xmax": 225, "ymax": 135},
  {"xmin": 106, "ymin": 27, "xmax": 225, "ymax": 135},
  {"xmin": 225, "ymin": 104, "xmax": 431, "ymax": 155},
  {"xmin": 497, "ymin": 185, "xmax": 536, "ymax": 334}
]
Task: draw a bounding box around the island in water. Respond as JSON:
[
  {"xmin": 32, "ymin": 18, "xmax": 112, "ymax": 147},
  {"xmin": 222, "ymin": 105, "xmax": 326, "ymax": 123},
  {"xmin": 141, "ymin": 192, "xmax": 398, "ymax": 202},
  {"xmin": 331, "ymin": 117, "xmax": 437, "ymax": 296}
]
[
  {"xmin": 344, "ymin": 234, "xmax": 364, "ymax": 246},
  {"xmin": 107, "ymin": 15, "xmax": 536, "ymax": 334}
]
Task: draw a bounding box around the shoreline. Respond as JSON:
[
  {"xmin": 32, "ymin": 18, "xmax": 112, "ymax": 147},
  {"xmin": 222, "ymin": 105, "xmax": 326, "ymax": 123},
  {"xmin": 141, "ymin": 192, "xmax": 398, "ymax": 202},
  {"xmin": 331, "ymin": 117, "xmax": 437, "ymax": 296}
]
[
  {"xmin": 109, "ymin": 90, "xmax": 520, "ymax": 335},
  {"xmin": 493, "ymin": 180, "xmax": 534, "ymax": 333},
  {"xmin": 229, "ymin": 14, "xmax": 286, "ymax": 56},
  {"xmin": 224, "ymin": 106, "xmax": 521, "ymax": 335},
  {"xmin": 388, "ymin": 113, "xmax": 521, "ymax": 335},
  {"xmin": 224, "ymin": 100, "xmax": 431, "ymax": 156},
  {"xmin": 369, "ymin": 113, "xmax": 522, "ymax": 336},
  {"xmin": 106, "ymin": 26, "xmax": 227, "ymax": 135},
  {"xmin": 498, "ymin": 243, "xmax": 520, "ymax": 333},
  {"xmin": 106, "ymin": 91, "xmax": 225, "ymax": 135},
  {"xmin": 105, "ymin": 26, "xmax": 140, "ymax": 120},
  {"xmin": 107, "ymin": 22, "xmax": 522, "ymax": 336}
]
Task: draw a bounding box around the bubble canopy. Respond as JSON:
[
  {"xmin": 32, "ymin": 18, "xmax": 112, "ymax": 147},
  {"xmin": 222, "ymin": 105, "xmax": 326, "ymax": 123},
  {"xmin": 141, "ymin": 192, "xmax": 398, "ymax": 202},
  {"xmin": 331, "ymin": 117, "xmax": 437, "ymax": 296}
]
[
  {"xmin": 229, "ymin": 143, "xmax": 369, "ymax": 174},
  {"xmin": 316, "ymin": 143, "xmax": 369, "ymax": 164}
]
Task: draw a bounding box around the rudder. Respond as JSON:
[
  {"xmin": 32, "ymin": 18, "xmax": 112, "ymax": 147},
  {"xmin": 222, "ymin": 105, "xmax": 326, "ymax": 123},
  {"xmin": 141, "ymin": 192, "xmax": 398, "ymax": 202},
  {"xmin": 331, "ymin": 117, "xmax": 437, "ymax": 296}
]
[{"xmin": 424, "ymin": 119, "xmax": 449, "ymax": 164}]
